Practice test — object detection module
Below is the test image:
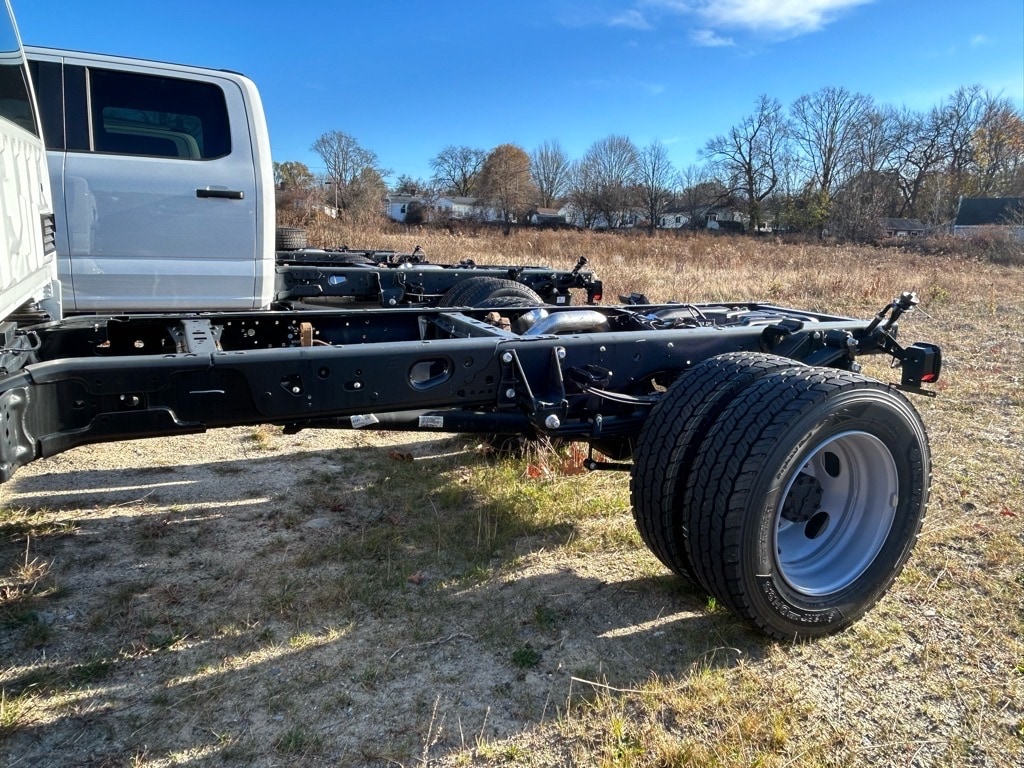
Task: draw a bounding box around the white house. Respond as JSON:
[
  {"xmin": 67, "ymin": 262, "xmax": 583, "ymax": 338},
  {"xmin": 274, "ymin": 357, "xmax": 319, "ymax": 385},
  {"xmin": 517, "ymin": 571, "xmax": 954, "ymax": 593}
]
[
  {"xmin": 656, "ymin": 205, "xmax": 750, "ymax": 232},
  {"xmin": 386, "ymin": 193, "xmax": 420, "ymax": 223},
  {"xmin": 436, "ymin": 196, "xmax": 514, "ymax": 223},
  {"xmin": 658, "ymin": 206, "xmax": 691, "ymax": 230},
  {"xmin": 387, "ymin": 194, "xmax": 510, "ymax": 224},
  {"xmin": 562, "ymin": 205, "xmax": 645, "ymax": 230},
  {"xmin": 528, "ymin": 207, "xmax": 567, "ymax": 226},
  {"xmin": 435, "ymin": 196, "xmax": 480, "ymax": 220}
]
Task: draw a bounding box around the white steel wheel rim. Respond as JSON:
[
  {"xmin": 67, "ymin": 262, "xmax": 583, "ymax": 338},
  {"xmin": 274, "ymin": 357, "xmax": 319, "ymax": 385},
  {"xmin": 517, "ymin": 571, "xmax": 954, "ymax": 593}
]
[{"xmin": 773, "ymin": 430, "xmax": 899, "ymax": 596}]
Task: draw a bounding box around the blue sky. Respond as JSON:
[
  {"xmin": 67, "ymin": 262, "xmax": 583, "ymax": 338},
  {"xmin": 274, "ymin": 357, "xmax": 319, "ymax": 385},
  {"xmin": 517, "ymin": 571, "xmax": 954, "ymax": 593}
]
[{"xmin": 12, "ymin": 1, "xmax": 1024, "ymax": 185}]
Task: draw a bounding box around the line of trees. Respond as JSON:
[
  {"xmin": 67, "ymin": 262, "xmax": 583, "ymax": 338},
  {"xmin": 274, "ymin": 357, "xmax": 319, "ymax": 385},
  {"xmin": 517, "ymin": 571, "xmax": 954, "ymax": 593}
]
[{"xmin": 275, "ymin": 83, "xmax": 1024, "ymax": 239}]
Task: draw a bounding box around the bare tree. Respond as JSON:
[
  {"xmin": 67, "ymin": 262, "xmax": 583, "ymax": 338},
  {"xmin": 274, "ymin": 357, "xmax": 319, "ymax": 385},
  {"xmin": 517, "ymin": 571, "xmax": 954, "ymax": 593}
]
[
  {"xmin": 831, "ymin": 106, "xmax": 911, "ymax": 239},
  {"xmin": 475, "ymin": 144, "xmax": 536, "ymax": 234},
  {"xmin": 852, "ymin": 106, "xmax": 906, "ymax": 177},
  {"xmin": 565, "ymin": 159, "xmax": 601, "ymax": 229},
  {"xmin": 940, "ymin": 85, "xmax": 988, "ymax": 207},
  {"xmin": 703, "ymin": 94, "xmax": 785, "ymax": 231},
  {"xmin": 430, "ymin": 145, "xmax": 485, "ymax": 197},
  {"xmin": 672, "ymin": 164, "xmax": 715, "ymax": 228},
  {"xmin": 891, "ymin": 88, "xmax": 991, "ymax": 223},
  {"xmin": 789, "ymin": 87, "xmax": 874, "ymax": 196},
  {"xmin": 581, "ymin": 135, "xmax": 640, "ymax": 228},
  {"xmin": 890, "ymin": 106, "xmax": 948, "ymax": 221},
  {"xmin": 768, "ymin": 148, "xmax": 811, "ymax": 231},
  {"xmin": 636, "ymin": 140, "xmax": 676, "ymax": 235},
  {"xmin": 310, "ymin": 130, "xmax": 388, "ymax": 222},
  {"xmin": 530, "ymin": 139, "xmax": 571, "ymax": 208}
]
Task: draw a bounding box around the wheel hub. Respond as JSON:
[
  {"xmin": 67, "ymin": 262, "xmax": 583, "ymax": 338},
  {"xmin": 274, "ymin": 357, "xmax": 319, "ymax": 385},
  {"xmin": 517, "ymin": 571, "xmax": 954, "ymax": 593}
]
[
  {"xmin": 780, "ymin": 473, "xmax": 823, "ymax": 523},
  {"xmin": 774, "ymin": 431, "xmax": 899, "ymax": 596}
]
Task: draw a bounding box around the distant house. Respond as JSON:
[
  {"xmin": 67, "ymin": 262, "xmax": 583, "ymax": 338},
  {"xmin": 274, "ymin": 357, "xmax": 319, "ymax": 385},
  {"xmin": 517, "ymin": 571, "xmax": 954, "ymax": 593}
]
[
  {"xmin": 434, "ymin": 196, "xmax": 477, "ymax": 220},
  {"xmin": 432, "ymin": 196, "xmax": 513, "ymax": 224},
  {"xmin": 658, "ymin": 207, "xmax": 691, "ymax": 230},
  {"xmin": 386, "ymin": 194, "xmax": 508, "ymax": 224},
  {"xmin": 562, "ymin": 206, "xmax": 649, "ymax": 230},
  {"xmin": 953, "ymin": 197, "xmax": 1024, "ymax": 241},
  {"xmin": 880, "ymin": 218, "xmax": 926, "ymax": 237},
  {"xmin": 276, "ymin": 186, "xmax": 337, "ymax": 219},
  {"xmin": 528, "ymin": 207, "xmax": 567, "ymax": 227},
  {"xmin": 654, "ymin": 204, "xmax": 754, "ymax": 231},
  {"xmin": 386, "ymin": 193, "xmax": 421, "ymax": 222},
  {"xmin": 705, "ymin": 208, "xmax": 748, "ymax": 229}
]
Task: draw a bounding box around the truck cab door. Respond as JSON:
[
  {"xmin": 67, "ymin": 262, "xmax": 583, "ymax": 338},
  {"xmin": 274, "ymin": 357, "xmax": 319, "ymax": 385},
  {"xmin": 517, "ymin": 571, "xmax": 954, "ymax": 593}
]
[{"xmin": 27, "ymin": 51, "xmax": 260, "ymax": 312}]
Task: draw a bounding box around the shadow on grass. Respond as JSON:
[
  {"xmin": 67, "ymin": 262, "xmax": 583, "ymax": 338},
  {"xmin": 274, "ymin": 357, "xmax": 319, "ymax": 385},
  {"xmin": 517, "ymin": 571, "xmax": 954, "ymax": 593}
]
[{"xmin": 0, "ymin": 434, "xmax": 772, "ymax": 766}]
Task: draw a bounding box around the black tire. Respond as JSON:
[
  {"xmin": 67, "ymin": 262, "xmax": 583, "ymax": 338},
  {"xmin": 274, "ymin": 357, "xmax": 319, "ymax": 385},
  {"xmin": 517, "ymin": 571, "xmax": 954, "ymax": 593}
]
[
  {"xmin": 437, "ymin": 276, "xmax": 499, "ymax": 307},
  {"xmin": 275, "ymin": 227, "xmax": 307, "ymax": 250},
  {"xmin": 684, "ymin": 368, "xmax": 930, "ymax": 639},
  {"xmin": 631, "ymin": 352, "xmax": 800, "ymax": 582},
  {"xmin": 328, "ymin": 252, "xmax": 375, "ymax": 265},
  {"xmin": 477, "ymin": 295, "xmax": 538, "ymax": 310},
  {"xmin": 438, "ymin": 277, "xmax": 542, "ymax": 308}
]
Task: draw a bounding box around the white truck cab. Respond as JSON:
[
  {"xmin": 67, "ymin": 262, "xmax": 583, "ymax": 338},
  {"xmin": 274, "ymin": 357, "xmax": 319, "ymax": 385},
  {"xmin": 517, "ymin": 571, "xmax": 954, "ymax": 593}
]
[{"xmin": 25, "ymin": 45, "xmax": 276, "ymax": 311}]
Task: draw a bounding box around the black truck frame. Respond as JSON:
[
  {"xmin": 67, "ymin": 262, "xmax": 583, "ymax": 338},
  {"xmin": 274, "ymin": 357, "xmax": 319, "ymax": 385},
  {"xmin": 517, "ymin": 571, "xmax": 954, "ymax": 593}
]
[
  {"xmin": 0, "ymin": 293, "xmax": 940, "ymax": 640},
  {"xmin": 273, "ymin": 246, "xmax": 603, "ymax": 307}
]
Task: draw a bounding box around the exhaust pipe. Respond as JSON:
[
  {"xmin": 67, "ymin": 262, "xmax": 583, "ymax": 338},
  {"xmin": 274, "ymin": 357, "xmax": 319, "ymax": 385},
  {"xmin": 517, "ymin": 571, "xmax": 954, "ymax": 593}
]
[{"xmin": 523, "ymin": 310, "xmax": 609, "ymax": 336}]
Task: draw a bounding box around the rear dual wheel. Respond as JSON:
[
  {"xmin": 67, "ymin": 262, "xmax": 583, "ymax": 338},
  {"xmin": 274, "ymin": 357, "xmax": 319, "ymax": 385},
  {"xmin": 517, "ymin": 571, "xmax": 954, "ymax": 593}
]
[
  {"xmin": 631, "ymin": 352, "xmax": 799, "ymax": 582},
  {"xmin": 632, "ymin": 354, "xmax": 931, "ymax": 639}
]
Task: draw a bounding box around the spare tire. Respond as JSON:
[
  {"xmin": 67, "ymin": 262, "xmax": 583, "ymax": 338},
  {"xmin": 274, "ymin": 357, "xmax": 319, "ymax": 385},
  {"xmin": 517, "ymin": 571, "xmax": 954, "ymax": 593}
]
[
  {"xmin": 438, "ymin": 277, "xmax": 543, "ymax": 308},
  {"xmin": 477, "ymin": 295, "xmax": 539, "ymax": 310},
  {"xmin": 276, "ymin": 227, "xmax": 307, "ymax": 251}
]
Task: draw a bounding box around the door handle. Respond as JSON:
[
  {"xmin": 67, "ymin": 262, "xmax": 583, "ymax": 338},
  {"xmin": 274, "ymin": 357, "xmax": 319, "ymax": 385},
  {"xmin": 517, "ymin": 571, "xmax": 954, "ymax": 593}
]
[{"xmin": 196, "ymin": 188, "xmax": 244, "ymax": 200}]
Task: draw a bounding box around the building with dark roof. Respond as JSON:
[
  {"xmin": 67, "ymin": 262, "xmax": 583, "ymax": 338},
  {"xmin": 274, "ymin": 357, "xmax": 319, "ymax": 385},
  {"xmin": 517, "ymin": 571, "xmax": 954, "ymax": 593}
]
[
  {"xmin": 953, "ymin": 197, "xmax": 1024, "ymax": 241},
  {"xmin": 879, "ymin": 218, "xmax": 926, "ymax": 237}
]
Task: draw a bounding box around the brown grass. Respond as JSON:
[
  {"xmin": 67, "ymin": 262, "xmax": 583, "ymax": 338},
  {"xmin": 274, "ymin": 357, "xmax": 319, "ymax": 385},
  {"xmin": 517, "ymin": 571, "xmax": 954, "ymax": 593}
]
[{"xmin": 296, "ymin": 217, "xmax": 1007, "ymax": 316}]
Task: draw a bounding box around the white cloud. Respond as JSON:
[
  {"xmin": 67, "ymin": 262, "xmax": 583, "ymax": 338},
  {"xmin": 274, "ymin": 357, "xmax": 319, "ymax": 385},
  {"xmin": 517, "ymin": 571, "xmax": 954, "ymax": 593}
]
[
  {"xmin": 705, "ymin": 0, "xmax": 873, "ymax": 33},
  {"xmin": 609, "ymin": 9, "xmax": 652, "ymax": 29},
  {"xmin": 643, "ymin": 0, "xmax": 874, "ymax": 36},
  {"xmin": 969, "ymin": 34, "xmax": 990, "ymax": 47},
  {"xmin": 691, "ymin": 28, "xmax": 734, "ymax": 47}
]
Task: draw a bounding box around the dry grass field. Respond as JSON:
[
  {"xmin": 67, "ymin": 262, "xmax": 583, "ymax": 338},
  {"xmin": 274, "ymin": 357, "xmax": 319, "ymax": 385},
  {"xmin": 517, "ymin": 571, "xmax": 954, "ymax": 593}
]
[{"xmin": 1, "ymin": 225, "xmax": 1022, "ymax": 767}]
